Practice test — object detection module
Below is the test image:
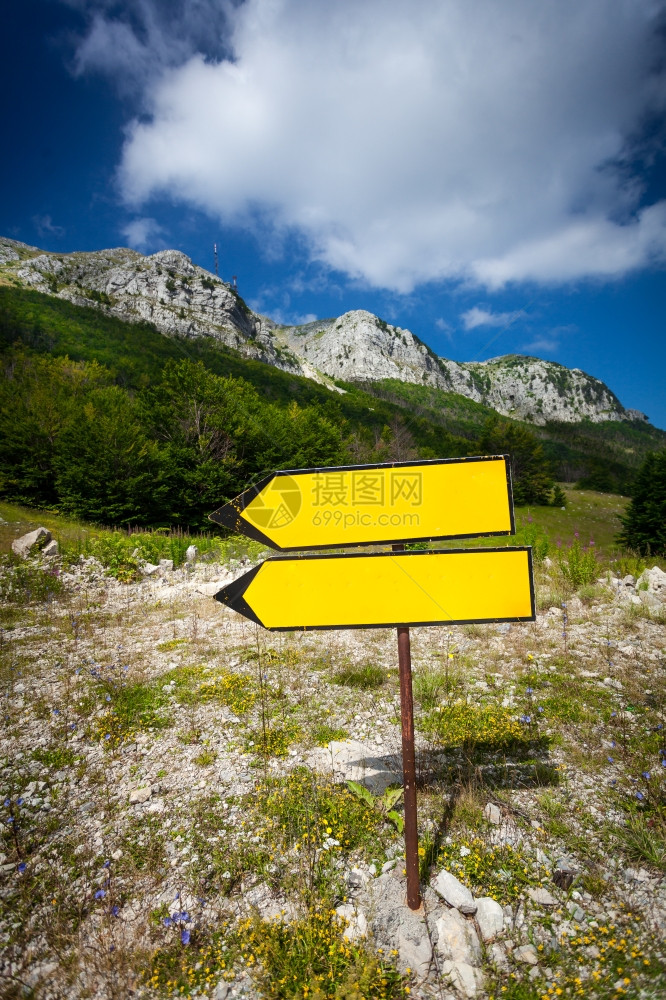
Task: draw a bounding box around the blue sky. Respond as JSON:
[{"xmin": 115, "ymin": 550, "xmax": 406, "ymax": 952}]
[{"xmin": 3, "ymin": 0, "xmax": 666, "ymax": 426}]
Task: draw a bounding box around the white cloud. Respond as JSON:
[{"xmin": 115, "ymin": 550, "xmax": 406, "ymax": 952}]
[
  {"xmin": 121, "ymin": 216, "xmax": 167, "ymax": 250},
  {"xmin": 105, "ymin": 0, "xmax": 666, "ymax": 291},
  {"xmin": 33, "ymin": 215, "xmax": 65, "ymax": 238},
  {"xmin": 521, "ymin": 336, "xmax": 560, "ymax": 354},
  {"xmin": 461, "ymin": 307, "xmax": 528, "ymax": 330}
]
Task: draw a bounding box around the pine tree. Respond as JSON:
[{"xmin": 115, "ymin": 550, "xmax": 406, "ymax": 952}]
[
  {"xmin": 618, "ymin": 450, "xmax": 666, "ymax": 555},
  {"xmin": 551, "ymin": 485, "xmax": 567, "ymax": 507}
]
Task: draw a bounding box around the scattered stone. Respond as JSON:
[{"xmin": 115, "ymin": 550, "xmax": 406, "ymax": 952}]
[
  {"xmin": 527, "ymin": 887, "xmax": 556, "ymax": 907},
  {"xmin": 637, "ymin": 565, "xmax": 666, "ymax": 599},
  {"xmin": 432, "ymin": 869, "xmax": 477, "ymax": 914},
  {"xmin": 213, "ymin": 983, "xmax": 229, "ymax": 1000},
  {"xmin": 335, "ymin": 902, "xmax": 368, "ymax": 941},
  {"xmin": 159, "ymin": 559, "xmax": 174, "ymax": 572},
  {"xmin": 475, "ymin": 897, "xmax": 504, "ymax": 942},
  {"xmin": 381, "ymin": 859, "xmax": 397, "ymax": 874},
  {"xmin": 41, "ymin": 539, "xmax": 59, "ymax": 558},
  {"xmin": 484, "ymin": 802, "xmax": 502, "ymax": 825},
  {"xmin": 11, "ymin": 526, "xmax": 50, "ymax": 558},
  {"xmin": 513, "ymin": 944, "xmax": 538, "ymax": 965},
  {"xmin": 142, "ymin": 562, "xmax": 160, "ymax": 576},
  {"xmin": 434, "ymin": 907, "xmax": 482, "ymax": 968},
  {"xmin": 567, "ymin": 900, "xmax": 585, "ymax": 923},
  {"xmin": 129, "ymin": 786, "xmax": 152, "ymax": 804},
  {"xmin": 185, "ymin": 544, "xmax": 198, "ymax": 562},
  {"xmin": 439, "ymin": 959, "xmax": 484, "ymax": 998}
]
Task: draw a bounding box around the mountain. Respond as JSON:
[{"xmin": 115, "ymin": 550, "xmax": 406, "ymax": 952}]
[{"xmin": 0, "ymin": 236, "xmax": 650, "ymax": 426}]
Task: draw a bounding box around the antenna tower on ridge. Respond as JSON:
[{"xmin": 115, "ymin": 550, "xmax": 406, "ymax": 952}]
[
  {"xmin": 232, "ymin": 275, "xmax": 237, "ymax": 291},
  {"xmin": 213, "ymin": 243, "xmax": 219, "ymax": 277}
]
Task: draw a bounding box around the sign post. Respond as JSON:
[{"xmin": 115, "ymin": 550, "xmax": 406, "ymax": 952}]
[{"xmin": 210, "ymin": 456, "xmax": 533, "ymax": 912}]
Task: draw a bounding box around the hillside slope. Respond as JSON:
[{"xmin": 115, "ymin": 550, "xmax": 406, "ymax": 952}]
[{"xmin": 1, "ymin": 236, "xmax": 650, "ymax": 428}]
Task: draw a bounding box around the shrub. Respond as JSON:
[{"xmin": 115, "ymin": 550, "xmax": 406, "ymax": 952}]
[{"xmin": 557, "ymin": 535, "xmax": 598, "ymax": 588}]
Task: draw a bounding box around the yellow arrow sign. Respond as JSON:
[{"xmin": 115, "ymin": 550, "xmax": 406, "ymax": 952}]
[
  {"xmin": 214, "ymin": 548, "xmax": 534, "ymax": 631},
  {"xmin": 209, "ymin": 456, "xmax": 513, "ymax": 550}
]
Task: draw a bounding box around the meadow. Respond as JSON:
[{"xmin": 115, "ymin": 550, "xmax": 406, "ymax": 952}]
[{"xmin": 1, "ymin": 488, "xmax": 665, "ymax": 1000}]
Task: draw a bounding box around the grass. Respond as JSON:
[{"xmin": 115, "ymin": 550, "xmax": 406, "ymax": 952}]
[{"xmin": 334, "ymin": 663, "xmax": 388, "ymax": 690}]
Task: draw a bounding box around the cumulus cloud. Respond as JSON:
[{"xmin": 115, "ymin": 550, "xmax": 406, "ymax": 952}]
[
  {"xmin": 461, "ymin": 307, "xmax": 528, "ymax": 331},
  {"xmin": 121, "ymin": 216, "xmax": 167, "ymax": 250},
  {"xmin": 76, "ymin": 0, "xmax": 666, "ymax": 291}
]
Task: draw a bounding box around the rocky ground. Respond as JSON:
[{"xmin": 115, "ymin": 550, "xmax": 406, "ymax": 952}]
[{"xmin": 1, "ymin": 529, "xmax": 665, "ymax": 1000}]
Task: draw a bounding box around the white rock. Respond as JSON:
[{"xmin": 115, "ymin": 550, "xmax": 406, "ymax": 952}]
[
  {"xmin": 527, "ymin": 886, "xmax": 556, "ymax": 907},
  {"xmin": 513, "ymin": 943, "xmax": 539, "ymax": 965},
  {"xmin": 435, "ymin": 907, "xmax": 482, "ymax": 965},
  {"xmin": 12, "ymin": 527, "xmax": 50, "ymax": 558},
  {"xmin": 41, "ymin": 539, "xmax": 59, "ymax": 558},
  {"xmin": 185, "ymin": 545, "xmax": 198, "ymax": 562},
  {"xmin": 159, "ymin": 559, "xmax": 174, "ymax": 572},
  {"xmin": 306, "ymin": 739, "xmax": 401, "ymax": 795},
  {"xmin": 432, "ymin": 869, "xmax": 477, "ymax": 914},
  {"xmin": 142, "ymin": 562, "xmax": 160, "ymax": 576},
  {"xmin": 439, "ymin": 960, "xmax": 484, "ymax": 998},
  {"xmin": 336, "ymin": 903, "xmax": 368, "ymax": 941},
  {"xmin": 475, "ymin": 897, "xmax": 504, "ymax": 941},
  {"xmin": 483, "ymin": 802, "xmax": 502, "ymax": 825},
  {"xmin": 129, "ymin": 787, "xmax": 152, "ymax": 804}
]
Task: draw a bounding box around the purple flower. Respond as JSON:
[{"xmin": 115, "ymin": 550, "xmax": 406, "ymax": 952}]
[
  {"xmin": 607, "ymin": 757, "xmax": 614, "ymax": 763},
  {"xmin": 526, "ymin": 687, "xmax": 533, "ymax": 695},
  {"xmin": 95, "ymin": 889, "xmax": 106, "ymax": 899},
  {"xmin": 18, "ymin": 862, "xmax": 26, "ymax": 873},
  {"xmin": 589, "ymin": 539, "xmax": 595, "ymax": 547},
  {"xmin": 105, "ymin": 734, "xmax": 111, "ymax": 740},
  {"xmin": 103, "ymin": 859, "xmax": 110, "ymax": 868},
  {"xmin": 105, "ymin": 694, "xmax": 111, "ymax": 702},
  {"xmin": 181, "ymin": 928, "xmax": 190, "ymax": 945},
  {"xmin": 520, "ymin": 714, "xmax": 532, "ymax": 724},
  {"xmin": 574, "ymin": 531, "xmax": 579, "ymax": 539},
  {"xmin": 611, "ymin": 711, "xmax": 617, "ymax": 718},
  {"xmin": 52, "ymin": 709, "xmax": 60, "ymax": 716},
  {"xmin": 111, "ymin": 905, "xmax": 120, "ymax": 917},
  {"xmin": 537, "ymin": 706, "xmax": 544, "ymax": 713},
  {"xmin": 642, "ymin": 772, "xmax": 650, "ymax": 780},
  {"xmin": 180, "ymin": 911, "xmax": 190, "ymax": 922},
  {"xmin": 17, "ymin": 798, "xmax": 23, "ymax": 806},
  {"xmin": 3, "ymin": 799, "xmax": 9, "ymax": 807},
  {"xmin": 610, "ymin": 740, "xmax": 616, "ymax": 747},
  {"xmin": 163, "ymin": 917, "xmax": 173, "ymax": 927},
  {"xmin": 636, "ymin": 791, "xmax": 644, "ymax": 801}
]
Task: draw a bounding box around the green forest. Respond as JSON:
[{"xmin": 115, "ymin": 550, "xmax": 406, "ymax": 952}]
[{"xmin": 1, "ymin": 286, "xmax": 664, "ymax": 530}]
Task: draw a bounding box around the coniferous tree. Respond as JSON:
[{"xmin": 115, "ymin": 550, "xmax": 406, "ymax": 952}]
[
  {"xmin": 478, "ymin": 417, "xmax": 553, "ymax": 505},
  {"xmin": 618, "ymin": 450, "xmax": 666, "ymax": 555}
]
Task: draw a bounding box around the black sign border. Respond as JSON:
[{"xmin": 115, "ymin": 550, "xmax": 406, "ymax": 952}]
[{"xmin": 209, "ymin": 454, "xmax": 515, "ymax": 551}]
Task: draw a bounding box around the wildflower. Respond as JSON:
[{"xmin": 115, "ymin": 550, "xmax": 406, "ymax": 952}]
[
  {"xmin": 641, "ymin": 772, "xmax": 650, "ymax": 780},
  {"xmin": 636, "ymin": 792, "xmax": 644, "ymax": 801},
  {"xmin": 105, "ymin": 694, "xmax": 111, "ymax": 702},
  {"xmin": 52, "ymin": 709, "xmax": 59, "ymax": 716},
  {"xmin": 181, "ymin": 929, "xmax": 191, "ymax": 945},
  {"xmin": 95, "ymin": 889, "xmax": 106, "ymax": 899},
  {"xmin": 526, "ymin": 687, "xmax": 533, "ymax": 695},
  {"xmin": 538, "ymin": 706, "xmax": 544, "ymax": 713},
  {"xmin": 17, "ymin": 798, "xmax": 23, "ymax": 806},
  {"xmin": 103, "ymin": 859, "xmax": 110, "ymax": 868},
  {"xmin": 608, "ymin": 757, "xmax": 614, "ymax": 763},
  {"xmin": 163, "ymin": 917, "xmax": 173, "ymax": 927},
  {"xmin": 111, "ymin": 905, "xmax": 120, "ymax": 917},
  {"xmin": 520, "ymin": 715, "xmax": 532, "ymax": 724},
  {"xmin": 17, "ymin": 862, "xmax": 26, "ymax": 873}
]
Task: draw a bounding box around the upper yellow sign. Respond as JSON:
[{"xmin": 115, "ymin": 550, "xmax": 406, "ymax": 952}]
[{"xmin": 209, "ymin": 456, "xmax": 514, "ymax": 550}]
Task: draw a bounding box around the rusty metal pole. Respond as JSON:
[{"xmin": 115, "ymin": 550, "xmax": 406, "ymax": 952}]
[{"xmin": 393, "ymin": 544, "xmax": 421, "ymax": 910}]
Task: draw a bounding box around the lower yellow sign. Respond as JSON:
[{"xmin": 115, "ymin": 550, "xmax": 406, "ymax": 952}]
[{"xmin": 215, "ymin": 547, "xmax": 534, "ymax": 631}]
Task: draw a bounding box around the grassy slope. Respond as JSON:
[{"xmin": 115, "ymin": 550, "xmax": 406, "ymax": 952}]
[
  {"xmin": 0, "ymin": 287, "xmax": 467, "ymax": 458},
  {"xmin": 2, "ymin": 286, "xmax": 664, "ymax": 492}
]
